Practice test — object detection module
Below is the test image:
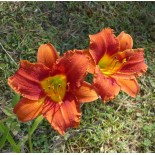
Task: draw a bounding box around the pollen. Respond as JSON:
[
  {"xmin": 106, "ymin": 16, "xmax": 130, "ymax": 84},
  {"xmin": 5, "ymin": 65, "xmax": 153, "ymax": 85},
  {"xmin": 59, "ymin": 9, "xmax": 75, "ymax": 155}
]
[{"xmin": 40, "ymin": 74, "xmax": 67, "ymax": 103}]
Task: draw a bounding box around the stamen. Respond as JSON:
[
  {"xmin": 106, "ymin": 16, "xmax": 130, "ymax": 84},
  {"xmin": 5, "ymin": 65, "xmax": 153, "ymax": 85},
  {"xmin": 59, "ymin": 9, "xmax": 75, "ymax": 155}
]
[
  {"xmin": 52, "ymin": 85, "xmax": 54, "ymax": 90},
  {"xmin": 114, "ymin": 56, "xmax": 117, "ymax": 59},
  {"xmin": 58, "ymin": 95, "xmax": 62, "ymax": 101},
  {"xmin": 122, "ymin": 59, "xmax": 126, "ymax": 63},
  {"xmin": 105, "ymin": 55, "xmax": 117, "ymax": 69},
  {"xmin": 99, "ymin": 53, "xmax": 127, "ymax": 76},
  {"xmin": 66, "ymin": 82, "xmax": 70, "ymax": 91},
  {"xmin": 58, "ymin": 101, "xmax": 62, "ymax": 105},
  {"xmin": 112, "ymin": 60, "xmax": 119, "ymax": 70},
  {"xmin": 41, "ymin": 74, "xmax": 67, "ymax": 103}
]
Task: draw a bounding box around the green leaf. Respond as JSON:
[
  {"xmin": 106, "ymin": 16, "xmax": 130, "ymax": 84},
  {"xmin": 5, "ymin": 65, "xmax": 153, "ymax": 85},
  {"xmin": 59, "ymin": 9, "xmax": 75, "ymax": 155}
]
[
  {"xmin": 12, "ymin": 93, "xmax": 20, "ymax": 108},
  {"xmin": 1, "ymin": 107, "xmax": 15, "ymax": 118},
  {"xmin": 29, "ymin": 115, "xmax": 43, "ymax": 136},
  {"xmin": 11, "ymin": 122, "xmax": 21, "ymax": 136},
  {"xmin": 17, "ymin": 135, "xmax": 28, "ymax": 149},
  {"xmin": 0, "ymin": 126, "xmax": 9, "ymax": 149},
  {"xmin": 0, "ymin": 123, "xmax": 20, "ymax": 152},
  {"xmin": 16, "ymin": 115, "xmax": 43, "ymax": 147}
]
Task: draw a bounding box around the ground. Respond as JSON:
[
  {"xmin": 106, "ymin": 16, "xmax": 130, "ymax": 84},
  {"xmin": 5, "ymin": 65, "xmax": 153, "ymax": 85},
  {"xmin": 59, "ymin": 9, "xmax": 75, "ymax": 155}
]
[{"xmin": 0, "ymin": 1, "xmax": 155, "ymax": 153}]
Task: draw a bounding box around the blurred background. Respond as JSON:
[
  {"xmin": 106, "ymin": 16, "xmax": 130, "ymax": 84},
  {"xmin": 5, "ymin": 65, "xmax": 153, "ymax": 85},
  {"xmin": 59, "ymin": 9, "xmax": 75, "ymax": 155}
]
[{"xmin": 0, "ymin": 1, "xmax": 155, "ymax": 153}]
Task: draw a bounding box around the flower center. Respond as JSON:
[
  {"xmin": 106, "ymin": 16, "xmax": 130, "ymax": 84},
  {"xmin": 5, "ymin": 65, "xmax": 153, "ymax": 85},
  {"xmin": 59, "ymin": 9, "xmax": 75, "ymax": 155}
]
[
  {"xmin": 41, "ymin": 74, "xmax": 67, "ymax": 104},
  {"xmin": 98, "ymin": 52, "xmax": 126, "ymax": 76}
]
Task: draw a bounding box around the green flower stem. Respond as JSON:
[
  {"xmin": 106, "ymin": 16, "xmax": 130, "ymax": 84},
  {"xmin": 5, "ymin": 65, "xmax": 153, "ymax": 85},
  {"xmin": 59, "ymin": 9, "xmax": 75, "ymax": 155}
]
[
  {"xmin": 28, "ymin": 124, "xmax": 33, "ymax": 153},
  {"xmin": 27, "ymin": 116, "xmax": 43, "ymax": 153}
]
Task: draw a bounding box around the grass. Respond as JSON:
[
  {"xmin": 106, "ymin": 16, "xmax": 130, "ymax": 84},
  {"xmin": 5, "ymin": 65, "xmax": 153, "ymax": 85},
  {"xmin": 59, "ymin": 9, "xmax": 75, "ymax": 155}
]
[{"xmin": 0, "ymin": 1, "xmax": 155, "ymax": 153}]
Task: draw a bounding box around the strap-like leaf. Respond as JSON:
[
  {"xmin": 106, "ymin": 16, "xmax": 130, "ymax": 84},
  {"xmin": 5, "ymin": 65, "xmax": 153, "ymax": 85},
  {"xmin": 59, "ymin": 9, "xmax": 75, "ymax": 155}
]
[
  {"xmin": 0, "ymin": 123, "xmax": 20, "ymax": 152},
  {"xmin": 12, "ymin": 93, "xmax": 20, "ymax": 108},
  {"xmin": 30, "ymin": 115, "xmax": 43, "ymax": 136},
  {"xmin": 0, "ymin": 126, "xmax": 9, "ymax": 149},
  {"xmin": 17, "ymin": 115, "xmax": 43, "ymax": 147}
]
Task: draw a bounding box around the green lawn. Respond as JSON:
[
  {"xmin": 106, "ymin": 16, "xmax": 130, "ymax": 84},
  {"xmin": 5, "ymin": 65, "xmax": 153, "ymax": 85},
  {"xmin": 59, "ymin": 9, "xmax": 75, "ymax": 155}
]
[{"xmin": 0, "ymin": 1, "xmax": 155, "ymax": 153}]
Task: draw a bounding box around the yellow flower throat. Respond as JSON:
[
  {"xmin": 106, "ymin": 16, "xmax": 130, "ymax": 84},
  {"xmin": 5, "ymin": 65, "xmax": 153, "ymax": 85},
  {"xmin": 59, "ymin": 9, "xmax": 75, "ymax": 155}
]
[
  {"xmin": 41, "ymin": 74, "xmax": 67, "ymax": 103},
  {"xmin": 98, "ymin": 52, "xmax": 127, "ymax": 76}
]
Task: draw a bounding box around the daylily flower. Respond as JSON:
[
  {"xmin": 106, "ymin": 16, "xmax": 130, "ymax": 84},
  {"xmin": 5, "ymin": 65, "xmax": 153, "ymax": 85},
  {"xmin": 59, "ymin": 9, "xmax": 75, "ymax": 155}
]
[
  {"xmin": 8, "ymin": 43, "xmax": 98, "ymax": 135},
  {"xmin": 88, "ymin": 28, "xmax": 147, "ymax": 102}
]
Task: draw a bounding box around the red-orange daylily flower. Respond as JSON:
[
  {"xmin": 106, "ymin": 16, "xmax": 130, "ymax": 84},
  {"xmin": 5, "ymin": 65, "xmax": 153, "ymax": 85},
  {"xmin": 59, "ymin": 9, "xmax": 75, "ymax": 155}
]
[
  {"xmin": 8, "ymin": 43, "xmax": 98, "ymax": 135},
  {"xmin": 88, "ymin": 28, "xmax": 148, "ymax": 102}
]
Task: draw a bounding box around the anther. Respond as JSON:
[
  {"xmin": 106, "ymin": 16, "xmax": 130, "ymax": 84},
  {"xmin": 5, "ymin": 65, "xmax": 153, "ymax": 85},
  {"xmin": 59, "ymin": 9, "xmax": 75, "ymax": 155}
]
[
  {"xmin": 112, "ymin": 60, "xmax": 119, "ymax": 69},
  {"xmin": 114, "ymin": 56, "xmax": 117, "ymax": 59},
  {"xmin": 66, "ymin": 82, "xmax": 70, "ymax": 91},
  {"xmin": 122, "ymin": 59, "xmax": 126, "ymax": 63},
  {"xmin": 58, "ymin": 84, "xmax": 61, "ymax": 88}
]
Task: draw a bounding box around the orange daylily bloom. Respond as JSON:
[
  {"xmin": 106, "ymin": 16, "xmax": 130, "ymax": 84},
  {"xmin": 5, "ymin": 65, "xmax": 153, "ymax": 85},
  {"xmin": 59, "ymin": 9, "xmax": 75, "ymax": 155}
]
[
  {"xmin": 89, "ymin": 28, "xmax": 147, "ymax": 102},
  {"xmin": 8, "ymin": 43, "xmax": 98, "ymax": 135}
]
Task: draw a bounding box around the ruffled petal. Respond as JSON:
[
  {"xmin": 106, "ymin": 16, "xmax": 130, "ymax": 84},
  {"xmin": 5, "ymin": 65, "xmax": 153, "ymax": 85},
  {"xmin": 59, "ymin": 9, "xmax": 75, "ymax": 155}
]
[
  {"xmin": 81, "ymin": 50, "xmax": 96, "ymax": 74},
  {"xmin": 42, "ymin": 94, "xmax": 81, "ymax": 135},
  {"xmin": 14, "ymin": 98, "xmax": 44, "ymax": 122},
  {"xmin": 89, "ymin": 28, "xmax": 119, "ymax": 64},
  {"xmin": 117, "ymin": 31, "xmax": 133, "ymax": 51},
  {"xmin": 8, "ymin": 60, "xmax": 50, "ymax": 100},
  {"xmin": 114, "ymin": 49, "xmax": 148, "ymax": 79},
  {"xmin": 53, "ymin": 50, "xmax": 89, "ymax": 89},
  {"xmin": 93, "ymin": 66, "xmax": 120, "ymax": 102},
  {"xmin": 116, "ymin": 78, "xmax": 139, "ymax": 97},
  {"xmin": 37, "ymin": 43, "xmax": 59, "ymax": 69},
  {"xmin": 73, "ymin": 81, "xmax": 98, "ymax": 103}
]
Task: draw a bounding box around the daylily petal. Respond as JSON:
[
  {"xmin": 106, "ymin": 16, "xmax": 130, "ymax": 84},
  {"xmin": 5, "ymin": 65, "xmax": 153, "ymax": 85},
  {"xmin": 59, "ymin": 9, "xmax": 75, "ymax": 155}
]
[
  {"xmin": 114, "ymin": 49, "xmax": 148, "ymax": 79},
  {"xmin": 42, "ymin": 94, "xmax": 81, "ymax": 135},
  {"xmin": 37, "ymin": 43, "xmax": 59, "ymax": 69},
  {"xmin": 89, "ymin": 28, "xmax": 119, "ymax": 64},
  {"xmin": 93, "ymin": 66, "xmax": 120, "ymax": 102},
  {"xmin": 116, "ymin": 78, "xmax": 139, "ymax": 97},
  {"xmin": 53, "ymin": 50, "xmax": 89, "ymax": 89},
  {"xmin": 14, "ymin": 98, "xmax": 44, "ymax": 122},
  {"xmin": 117, "ymin": 31, "xmax": 133, "ymax": 51},
  {"xmin": 81, "ymin": 49, "xmax": 96, "ymax": 74},
  {"xmin": 73, "ymin": 81, "xmax": 98, "ymax": 103},
  {"xmin": 8, "ymin": 60, "xmax": 50, "ymax": 100}
]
